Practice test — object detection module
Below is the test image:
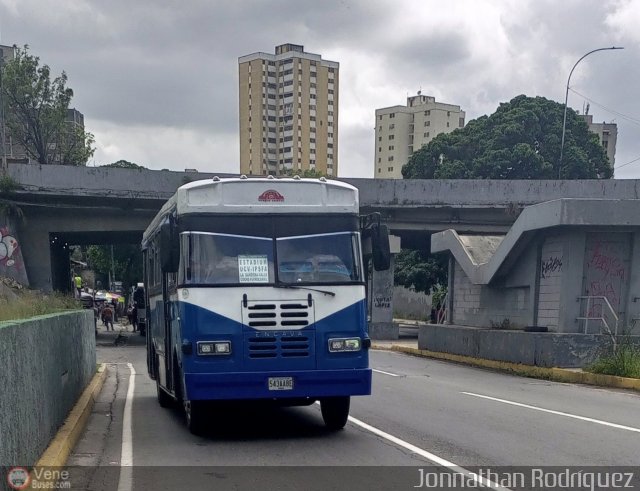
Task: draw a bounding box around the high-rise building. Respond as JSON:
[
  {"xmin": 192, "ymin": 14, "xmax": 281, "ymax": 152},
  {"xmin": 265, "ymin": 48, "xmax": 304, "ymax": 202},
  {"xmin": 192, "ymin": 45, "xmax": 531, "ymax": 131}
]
[
  {"xmin": 579, "ymin": 114, "xmax": 617, "ymax": 169},
  {"xmin": 375, "ymin": 94, "xmax": 465, "ymax": 179},
  {"xmin": 238, "ymin": 43, "xmax": 339, "ymax": 177}
]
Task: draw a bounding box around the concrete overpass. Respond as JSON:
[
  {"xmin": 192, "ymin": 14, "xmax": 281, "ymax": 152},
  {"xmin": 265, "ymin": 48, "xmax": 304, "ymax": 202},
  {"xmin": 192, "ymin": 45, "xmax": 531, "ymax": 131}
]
[{"xmin": 3, "ymin": 163, "xmax": 640, "ymax": 291}]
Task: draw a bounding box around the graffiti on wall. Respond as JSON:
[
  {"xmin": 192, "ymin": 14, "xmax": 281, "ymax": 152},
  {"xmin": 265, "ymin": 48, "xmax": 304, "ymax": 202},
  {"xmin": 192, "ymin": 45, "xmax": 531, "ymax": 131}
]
[
  {"xmin": 540, "ymin": 256, "xmax": 562, "ymax": 279},
  {"xmin": 374, "ymin": 295, "xmax": 391, "ymax": 309},
  {"xmin": 0, "ymin": 223, "xmax": 28, "ymax": 285},
  {"xmin": 584, "ymin": 238, "xmax": 629, "ymax": 316}
]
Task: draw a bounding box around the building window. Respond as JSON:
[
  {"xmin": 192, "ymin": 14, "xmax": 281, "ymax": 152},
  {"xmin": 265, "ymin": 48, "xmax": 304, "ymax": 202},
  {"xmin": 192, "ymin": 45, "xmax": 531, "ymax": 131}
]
[
  {"xmin": 424, "ymin": 121, "xmax": 430, "ymax": 127},
  {"xmin": 388, "ymin": 145, "xmax": 394, "ymax": 150},
  {"xmin": 378, "ymin": 147, "xmax": 382, "ymax": 152},
  {"xmin": 425, "ymin": 110, "xmax": 431, "ymax": 116},
  {"xmin": 378, "ymin": 158, "xmax": 381, "ymax": 163},
  {"xmin": 447, "ymin": 111, "xmax": 451, "ymax": 117},
  {"xmin": 389, "ymin": 113, "xmax": 395, "ymax": 118},
  {"xmin": 424, "ymin": 132, "xmax": 429, "ymax": 138},
  {"xmin": 379, "ymin": 115, "xmax": 383, "ymax": 120},
  {"xmin": 378, "ymin": 168, "xmax": 381, "ymax": 173},
  {"xmin": 389, "ymin": 124, "xmax": 394, "ymax": 130},
  {"xmin": 388, "ymin": 156, "xmax": 394, "ymax": 162},
  {"xmin": 447, "ymin": 122, "xmax": 450, "ymax": 127},
  {"xmin": 388, "ymin": 135, "xmax": 394, "ymax": 140},
  {"xmin": 388, "ymin": 167, "xmax": 393, "ymax": 172}
]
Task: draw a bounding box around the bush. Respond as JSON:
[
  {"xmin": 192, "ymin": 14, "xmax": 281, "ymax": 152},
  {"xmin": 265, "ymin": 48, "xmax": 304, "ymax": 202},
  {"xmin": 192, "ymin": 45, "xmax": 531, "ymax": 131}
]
[
  {"xmin": 587, "ymin": 338, "xmax": 640, "ymax": 379},
  {"xmin": 0, "ymin": 286, "xmax": 80, "ymax": 322}
]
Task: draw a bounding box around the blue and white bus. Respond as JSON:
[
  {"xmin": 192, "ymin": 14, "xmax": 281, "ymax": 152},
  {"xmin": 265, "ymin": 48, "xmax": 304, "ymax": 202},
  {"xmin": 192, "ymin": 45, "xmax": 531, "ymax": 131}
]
[{"xmin": 142, "ymin": 176, "xmax": 390, "ymax": 434}]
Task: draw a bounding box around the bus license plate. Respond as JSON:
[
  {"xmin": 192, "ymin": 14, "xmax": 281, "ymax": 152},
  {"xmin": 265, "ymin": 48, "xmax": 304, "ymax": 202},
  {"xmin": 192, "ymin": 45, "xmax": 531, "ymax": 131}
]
[{"xmin": 268, "ymin": 377, "xmax": 294, "ymax": 391}]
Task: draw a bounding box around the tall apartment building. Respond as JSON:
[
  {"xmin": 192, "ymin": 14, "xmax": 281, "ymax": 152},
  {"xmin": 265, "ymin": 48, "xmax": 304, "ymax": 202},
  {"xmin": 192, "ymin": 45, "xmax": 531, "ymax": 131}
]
[
  {"xmin": 238, "ymin": 43, "xmax": 339, "ymax": 177},
  {"xmin": 375, "ymin": 94, "xmax": 465, "ymax": 179},
  {"xmin": 579, "ymin": 114, "xmax": 617, "ymax": 168}
]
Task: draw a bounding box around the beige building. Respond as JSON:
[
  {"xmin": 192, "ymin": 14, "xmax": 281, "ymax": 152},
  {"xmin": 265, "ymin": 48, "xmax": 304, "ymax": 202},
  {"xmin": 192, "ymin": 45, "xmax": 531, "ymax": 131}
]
[
  {"xmin": 238, "ymin": 43, "xmax": 339, "ymax": 177},
  {"xmin": 375, "ymin": 94, "xmax": 465, "ymax": 179},
  {"xmin": 579, "ymin": 114, "xmax": 617, "ymax": 169}
]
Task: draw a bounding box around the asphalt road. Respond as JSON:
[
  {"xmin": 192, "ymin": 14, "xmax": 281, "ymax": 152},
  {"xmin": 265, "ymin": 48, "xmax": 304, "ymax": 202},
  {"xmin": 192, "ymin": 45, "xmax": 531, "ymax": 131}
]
[{"xmin": 67, "ymin": 325, "xmax": 640, "ymax": 490}]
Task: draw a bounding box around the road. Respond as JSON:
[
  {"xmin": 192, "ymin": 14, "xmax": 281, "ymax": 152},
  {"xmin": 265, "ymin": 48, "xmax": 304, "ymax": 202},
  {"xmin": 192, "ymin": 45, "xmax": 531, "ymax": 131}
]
[{"xmin": 66, "ymin": 325, "xmax": 640, "ymax": 490}]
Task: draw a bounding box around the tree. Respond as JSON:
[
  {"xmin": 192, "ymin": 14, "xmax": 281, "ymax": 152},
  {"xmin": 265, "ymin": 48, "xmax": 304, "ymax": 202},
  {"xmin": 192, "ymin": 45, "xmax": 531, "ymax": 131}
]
[
  {"xmin": 1, "ymin": 45, "xmax": 95, "ymax": 165},
  {"xmin": 402, "ymin": 95, "xmax": 612, "ymax": 180},
  {"xmin": 394, "ymin": 249, "xmax": 448, "ymax": 295},
  {"xmin": 102, "ymin": 160, "xmax": 147, "ymax": 169},
  {"xmin": 86, "ymin": 244, "xmax": 143, "ymax": 293},
  {"xmin": 283, "ymin": 168, "xmax": 328, "ymax": 178}
]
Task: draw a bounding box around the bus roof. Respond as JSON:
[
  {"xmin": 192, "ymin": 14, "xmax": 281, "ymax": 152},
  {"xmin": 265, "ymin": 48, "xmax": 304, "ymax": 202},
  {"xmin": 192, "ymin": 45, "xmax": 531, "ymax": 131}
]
[{"xmin": 143, "ymin": 177, "xmax": 359, "ymax": 245}]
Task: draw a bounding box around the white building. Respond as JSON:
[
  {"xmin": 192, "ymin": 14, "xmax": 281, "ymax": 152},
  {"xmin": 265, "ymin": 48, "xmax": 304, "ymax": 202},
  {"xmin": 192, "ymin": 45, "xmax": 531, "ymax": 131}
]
[
  {"xmin": 579, "ymin": 114, "xmax": 617, "ymax": 169},
  {"xmin": 375, "ymin": 94, "xmax": 465, "ymax": 179}
]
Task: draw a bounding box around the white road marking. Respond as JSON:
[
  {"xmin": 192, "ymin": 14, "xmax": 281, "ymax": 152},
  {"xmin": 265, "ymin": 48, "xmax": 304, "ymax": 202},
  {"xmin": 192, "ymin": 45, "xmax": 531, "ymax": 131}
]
[
  {"xmin": 346, "ymin": 413, "xmax": 510, "ymax": 490},
  {"xmin": 462, "ymin": 392, "xmax": 640, "ymax": 433},
  {"xmin": 117, "ymin": 362, "xmax": 136, "ymax": 491},
  {"xmin": 372, "ymin": 368, "xmax": 401, "ymax": 377}
]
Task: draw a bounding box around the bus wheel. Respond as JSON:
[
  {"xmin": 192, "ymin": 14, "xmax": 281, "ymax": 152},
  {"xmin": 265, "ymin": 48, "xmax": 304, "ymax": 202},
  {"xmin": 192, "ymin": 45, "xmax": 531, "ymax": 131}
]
[
  {"xmin": 156, "ymin": 380, "xmax": 173, "ymax": 408},
  {"xmin": 320, "ymin": 396, "xmax": 350, "ymax": 430},
  {"xmin": 185, "ymin": 400, "xmax": 205, "ymax": 435}
]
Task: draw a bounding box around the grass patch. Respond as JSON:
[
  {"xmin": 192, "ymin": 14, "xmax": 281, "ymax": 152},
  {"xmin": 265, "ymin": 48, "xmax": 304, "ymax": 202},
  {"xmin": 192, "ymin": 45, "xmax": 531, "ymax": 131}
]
[
  {"xmin": 0, "ymin": 290, "xmax": 81, "ymax": 322},
  {"xmin": 587, "ymin": 340, "xmax": 640, "ymax": 379}
]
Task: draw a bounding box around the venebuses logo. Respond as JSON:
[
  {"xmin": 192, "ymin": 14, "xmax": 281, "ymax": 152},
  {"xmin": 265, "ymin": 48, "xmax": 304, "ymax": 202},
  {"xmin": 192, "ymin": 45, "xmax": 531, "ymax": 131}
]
[{"xmin": 258, "ymin": 190, "xmax": 285, "ymax": 202}]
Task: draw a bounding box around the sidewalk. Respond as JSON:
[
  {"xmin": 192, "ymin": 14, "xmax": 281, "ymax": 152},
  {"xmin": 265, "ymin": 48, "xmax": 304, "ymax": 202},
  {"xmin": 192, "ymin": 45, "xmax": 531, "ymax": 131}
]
[{"xmin": 373, "ymin": 322, "xmax": 640, "ymax": 392}]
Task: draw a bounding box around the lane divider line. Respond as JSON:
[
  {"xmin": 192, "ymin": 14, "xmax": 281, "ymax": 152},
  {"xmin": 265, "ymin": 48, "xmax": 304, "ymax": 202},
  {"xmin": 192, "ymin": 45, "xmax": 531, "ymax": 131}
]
[
  {"xmin": 372, "ymin": 368, "xmax": 401, "ymax": 377},
  {"xmin": 461, "ymin": 392, "xmax": 640, "ymax": 433},
  {"xmin": 346, "ymin": 413, "xmax": 511, "ymax": 490},
  {"xmin": 313, "ymin": 403, "xmax": 509, "ymax": 490},
  {"xmin": 117, "ymin": 362, "xmax": 136, "ymax": 491}
]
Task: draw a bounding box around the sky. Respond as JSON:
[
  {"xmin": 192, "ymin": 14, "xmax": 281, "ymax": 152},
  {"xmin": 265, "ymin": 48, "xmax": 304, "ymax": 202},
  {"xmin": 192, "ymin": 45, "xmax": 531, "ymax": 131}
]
[{"xmin": 1, "ymin": 0, "xmax": 640, "ymax": 178}]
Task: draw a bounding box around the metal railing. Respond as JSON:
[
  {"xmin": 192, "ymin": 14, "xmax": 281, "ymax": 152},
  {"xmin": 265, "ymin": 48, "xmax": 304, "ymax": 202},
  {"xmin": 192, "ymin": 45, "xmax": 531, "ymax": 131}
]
[
  {"xmin": 436, "ymin": 292, "xmax": 449, "ymax": 325},
  {"xmin": 576, "ymin": 295, "xmax": 619, "ymax": 336}
]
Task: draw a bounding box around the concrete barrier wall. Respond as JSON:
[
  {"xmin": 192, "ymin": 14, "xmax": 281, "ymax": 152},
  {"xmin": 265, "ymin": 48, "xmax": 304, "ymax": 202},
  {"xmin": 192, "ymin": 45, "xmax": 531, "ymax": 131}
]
[
  {"xmin": 0, "ymin": 310, "xmax": 96, "ymax": 466},
  {"xmin": 418, "ymin": 324, "xmax": 639, "ymax": 368}
]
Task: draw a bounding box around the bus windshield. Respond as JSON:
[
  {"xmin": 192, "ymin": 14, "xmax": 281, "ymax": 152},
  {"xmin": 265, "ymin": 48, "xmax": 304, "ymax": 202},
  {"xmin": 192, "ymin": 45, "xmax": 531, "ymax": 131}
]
[{"xmin": 180, "ymin": 231, "xmax": 362, "ymax": 286}]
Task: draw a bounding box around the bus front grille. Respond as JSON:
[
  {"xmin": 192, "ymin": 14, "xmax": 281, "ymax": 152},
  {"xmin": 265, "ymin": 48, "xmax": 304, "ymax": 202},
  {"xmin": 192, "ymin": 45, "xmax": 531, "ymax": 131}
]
[
  {"xmin": 243, "ymin": 300, "xmax": 314, "ymax": 330},
  {"xmin": 247, "ymin": 333, "xmax": 311, "ymax": 359}
]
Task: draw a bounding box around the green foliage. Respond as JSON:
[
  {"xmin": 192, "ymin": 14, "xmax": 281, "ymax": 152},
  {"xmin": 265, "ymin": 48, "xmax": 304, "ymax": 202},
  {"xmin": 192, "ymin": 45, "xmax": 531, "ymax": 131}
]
[
  {"xmin": 86, "ymin": 244, "xmax": 143, "ymax": 292},
  {"xmin": 587, "ymin": 337, "xmax": 640, "ymax": 379},
  {"xmin": 102, "ymin": 160, "xmax": 146, "ymax": 169},
  {"xmin": 0, "ymin": 290, "xmax": 80, "ymax": 322},
  {"xmin": 283, "ymin": 168, "xmax": 328, "ymax": 178},
  {"xmin": 1, "ymin": 45, "xmax": 95, "ymax": 165},
  {"xmin": 394, "ymin": 249, "xmax": 448, "ymax": 295},
  {"xmin": 0, "ymin": 175, "xmax": 19, "ymax": 194},
  {"xmin": 0, "ymin": 175, "xmax": 23, "ymax": 219},
  {"xmin": 402, "ymin": 95, "xmax": 612, "ymax": 180}
]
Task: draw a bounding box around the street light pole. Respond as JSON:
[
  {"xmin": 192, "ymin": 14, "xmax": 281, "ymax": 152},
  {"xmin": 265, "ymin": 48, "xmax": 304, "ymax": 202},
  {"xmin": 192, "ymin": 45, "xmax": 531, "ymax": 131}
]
[{"xmin": 558, "ymin": 46, "xmax": 623, "ymax": 178}]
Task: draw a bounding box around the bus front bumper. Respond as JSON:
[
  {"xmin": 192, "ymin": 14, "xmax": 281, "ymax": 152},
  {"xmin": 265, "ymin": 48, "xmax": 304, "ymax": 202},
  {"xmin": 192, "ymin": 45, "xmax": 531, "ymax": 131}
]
[{"xmin": 184, "ymin": 368, "xmax": 372, "ymax": 401}]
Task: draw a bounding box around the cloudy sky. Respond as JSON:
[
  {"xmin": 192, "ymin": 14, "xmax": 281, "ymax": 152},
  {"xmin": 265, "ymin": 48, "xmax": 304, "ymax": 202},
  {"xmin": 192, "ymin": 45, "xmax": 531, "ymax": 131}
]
[{"xmin": 1, "ymin": 0, "xmax": 639, "ymax": 178}]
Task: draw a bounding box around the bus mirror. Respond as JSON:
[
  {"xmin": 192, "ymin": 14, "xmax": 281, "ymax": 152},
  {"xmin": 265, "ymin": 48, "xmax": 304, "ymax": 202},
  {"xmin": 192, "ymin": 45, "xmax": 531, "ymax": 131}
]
[
  {"xmin": 371, "ymin": 224, "xmax": 391, "ymax": 271},
  {"xmin": 159, "ymin": 219, "xmax": 179, "ymax": 272}
]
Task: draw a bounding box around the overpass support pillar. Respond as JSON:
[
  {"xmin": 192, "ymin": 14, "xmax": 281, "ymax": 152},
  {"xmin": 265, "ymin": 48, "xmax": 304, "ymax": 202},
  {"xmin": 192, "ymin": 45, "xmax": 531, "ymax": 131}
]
[{"xmin": 369, "ymin": 235, "xmax": 401, "ymax": 340}]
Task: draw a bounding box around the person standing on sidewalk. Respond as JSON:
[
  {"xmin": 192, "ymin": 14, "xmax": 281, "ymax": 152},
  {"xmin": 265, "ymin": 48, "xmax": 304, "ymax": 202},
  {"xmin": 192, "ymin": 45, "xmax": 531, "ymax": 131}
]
[{"xmin": 102, "ymin": 303, "xmax": 114, "ymax": 331}]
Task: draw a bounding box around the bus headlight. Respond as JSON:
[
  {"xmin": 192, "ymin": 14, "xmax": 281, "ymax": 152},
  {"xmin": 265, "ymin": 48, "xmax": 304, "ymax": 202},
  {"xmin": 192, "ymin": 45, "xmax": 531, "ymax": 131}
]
[
  {"xmin": 197, "ymin": 341, "xmax": 232, "ymax": 355},
  {"xmin": 328, "ymin": 337, "xmax": 362, "ymax": 352}
]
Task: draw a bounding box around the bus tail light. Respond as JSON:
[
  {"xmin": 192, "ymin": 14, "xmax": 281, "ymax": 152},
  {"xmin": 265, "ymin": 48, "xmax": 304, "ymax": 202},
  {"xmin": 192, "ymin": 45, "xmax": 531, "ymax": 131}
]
[
  {"xmin": 328, "ymin": 337, "xmax": 362, "ymax": 353},
  {"xmin": 197, "ymin": 341, "xmax": 232, "ymax": 355}
]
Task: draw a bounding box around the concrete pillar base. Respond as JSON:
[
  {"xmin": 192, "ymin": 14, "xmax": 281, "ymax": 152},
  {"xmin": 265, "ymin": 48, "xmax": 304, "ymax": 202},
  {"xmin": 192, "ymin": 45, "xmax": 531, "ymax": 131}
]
[{"xmin": 369, "ymin": 322, "xmax": 399, "ymax": 340}]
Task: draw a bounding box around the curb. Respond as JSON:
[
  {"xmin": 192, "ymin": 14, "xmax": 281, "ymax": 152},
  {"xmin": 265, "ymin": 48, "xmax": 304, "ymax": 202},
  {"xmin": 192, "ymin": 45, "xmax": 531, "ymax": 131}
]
[
  {"xmin": 35, "ymin": 364, "xmax": 108, "ymax": 467},
  {"xmin": 373, "ymin": 345, "xmax": 640, "ymax": 392}
]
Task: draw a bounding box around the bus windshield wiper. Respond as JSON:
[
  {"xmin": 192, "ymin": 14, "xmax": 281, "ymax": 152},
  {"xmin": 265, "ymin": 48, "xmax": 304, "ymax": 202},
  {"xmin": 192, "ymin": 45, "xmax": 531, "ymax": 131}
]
[{"xmin": 274, "ymin": 283, "xmax": 336, "ymax": 297}]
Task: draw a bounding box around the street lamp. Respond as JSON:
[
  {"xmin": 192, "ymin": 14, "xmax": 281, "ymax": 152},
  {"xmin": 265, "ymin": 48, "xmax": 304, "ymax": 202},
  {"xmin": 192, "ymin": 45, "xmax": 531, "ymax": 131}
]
[{"xmin": 558, "ymin": 46, "xmax": 624, "ymax": 178}]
